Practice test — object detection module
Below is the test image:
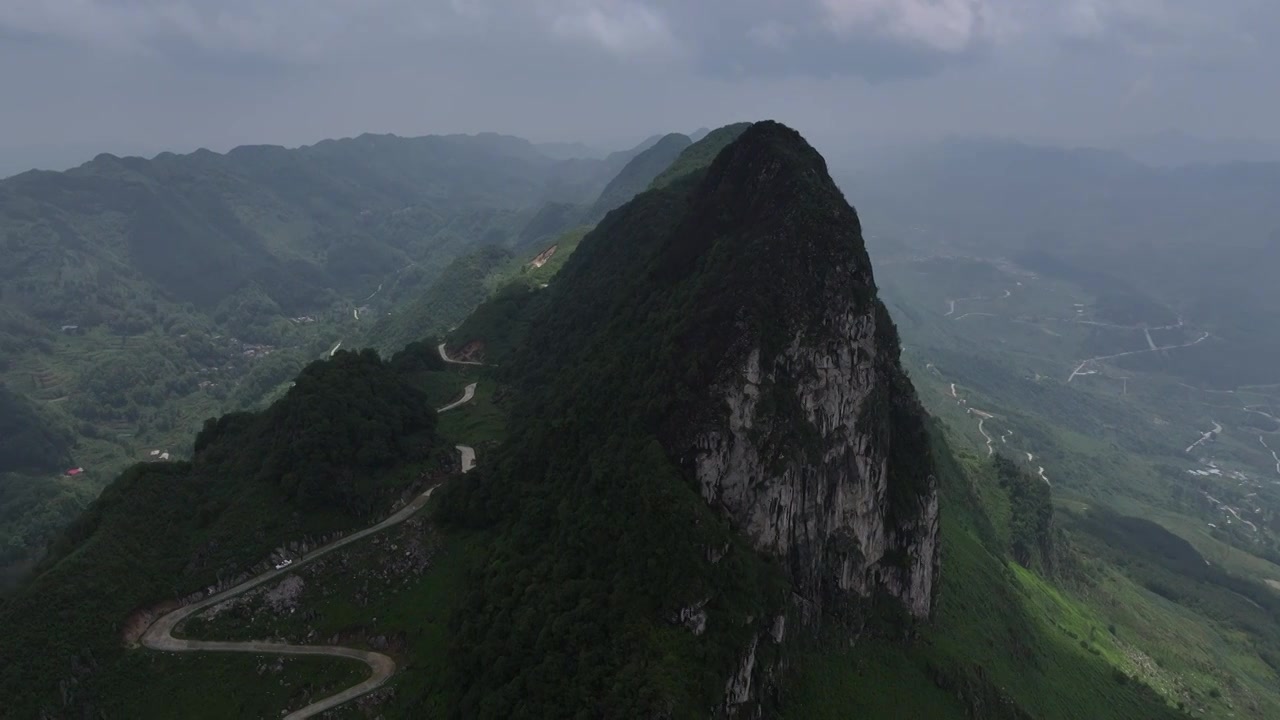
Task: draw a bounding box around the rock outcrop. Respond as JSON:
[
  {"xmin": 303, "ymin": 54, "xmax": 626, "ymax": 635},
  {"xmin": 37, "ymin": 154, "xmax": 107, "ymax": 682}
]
[
  {"xmin": 694, "ymin": 314, "xmax": 938, "ymax": 620},
  {"xmin": 657, "ymin": 121, "xmax": 941, "ymax": 713}
]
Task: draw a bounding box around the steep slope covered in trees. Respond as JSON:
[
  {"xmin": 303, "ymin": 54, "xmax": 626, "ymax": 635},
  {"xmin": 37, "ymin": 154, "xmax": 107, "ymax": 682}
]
[
  {"xmin": 0, "ymin": 345, "xmax": 448, "ymax": 717},
  {"xmin": 587, "ymin": 132, "xmax": 692, "ymax": 219},
  {"xmin": 436, "ymin": 121, "xmax": 939, "ymax": 716},
  {"xmin": 430, "ymin": 121, "xmax": 1186, "ymax": 720}
]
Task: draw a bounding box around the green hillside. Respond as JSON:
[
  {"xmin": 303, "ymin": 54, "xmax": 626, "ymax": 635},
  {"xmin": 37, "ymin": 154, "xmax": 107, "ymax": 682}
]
[
  {"xmin": 0, "ymin": 344, "xmax": 452, "ymax": 717},
  {"xmin": 0, "ymin": 132, "xmax": 638, "ymax": 584},
  {"xmin": 587, "ymin": 132, "xmax": 691, "ymax": 219},
  {"xmin": 648, "ymin": 122, "xmax": 751, "ymax": 190}
]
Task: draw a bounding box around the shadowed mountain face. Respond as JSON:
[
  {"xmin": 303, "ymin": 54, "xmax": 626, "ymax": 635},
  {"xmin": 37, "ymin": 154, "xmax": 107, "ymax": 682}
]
[
  {"xmin": 439, "ymin": 121, "xmax": 938, "ymax": 716},
  {"xmin": 587, "ymin": 132, "xmax": 692, "ymax": 220}
]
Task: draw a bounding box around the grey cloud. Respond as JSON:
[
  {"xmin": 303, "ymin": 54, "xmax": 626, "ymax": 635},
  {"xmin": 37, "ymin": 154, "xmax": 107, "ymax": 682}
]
[
  {"xmin": 4, "ymin": 1, "xmax": 1267, "ymax": 76},
  {"xmin": 1, "ymin": 0, "xmax": 1278, "ymax": 176}
]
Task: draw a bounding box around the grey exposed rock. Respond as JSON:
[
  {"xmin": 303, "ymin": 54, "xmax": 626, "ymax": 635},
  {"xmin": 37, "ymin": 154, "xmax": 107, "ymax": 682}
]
[
  {"xmin": 673, "ymin": 597, "xmax": 711, "ymax": 636},
  {"xmin": 695, "ymin": 313, "xmax": 938, "ymax": 621}
]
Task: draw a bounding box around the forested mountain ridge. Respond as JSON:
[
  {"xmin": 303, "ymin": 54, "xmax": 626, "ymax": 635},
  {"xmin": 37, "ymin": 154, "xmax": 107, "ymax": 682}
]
[
  {"xmin": 0, "ymin": 344, "xmax": 452, "ymax": 717},
  {"xmin": 0, "ymin": 131, "xmax": 623, "ymax": 318},
  {"xmin": 436, "ymin": 120, "xmax": 939, "ymax": 715},
  {"xmin": 586, "ymin": 131, "xmax": 691, "ymax": 219}
]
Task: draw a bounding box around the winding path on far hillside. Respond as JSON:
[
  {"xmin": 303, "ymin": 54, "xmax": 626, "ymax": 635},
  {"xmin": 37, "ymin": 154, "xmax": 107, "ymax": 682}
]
[
  {"xmin": 139, "ymin": 391, "xmax": 478, "ymax": 718},
  {"xmin": 1067, "ymin": 331, "xmax": 1211, "ymax": 383},
  {"xmin": 947, "ymin": 380, "xmax": 1049, "ymax": 484}
]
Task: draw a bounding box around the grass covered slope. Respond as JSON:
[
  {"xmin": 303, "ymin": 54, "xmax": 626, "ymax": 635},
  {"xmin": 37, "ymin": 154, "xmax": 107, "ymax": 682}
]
[
  {"xmin": 0, "ymin": 345, "xmax": 449, "ymax": 718},
  {"xmin": 365, "ymin": 246, "xmax": 513, "ymax": 354},
  {"xmin": 648, "ymin": 122, "xmax": 751, "ymax": 189},
  {"xmin": 788, "ymin": 430, "xmax": 1183, "ymax": 720}
]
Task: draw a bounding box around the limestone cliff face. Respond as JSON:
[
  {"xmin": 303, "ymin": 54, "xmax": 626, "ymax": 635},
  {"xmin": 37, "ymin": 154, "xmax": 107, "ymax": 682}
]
[
  {"xmin": 662, "ymin": 122, "xmax": 939, "ymax": 625},
  {"xmin": 693, "ymin": 309, "xmax": 938, "ymax": 621},
  {"xmin": 655, "ymin": 121, "xmax": 940, "ymax": 715},
  {"xmin": 456, "ymin": 120, "xmax": 943, "ymax": 717}
]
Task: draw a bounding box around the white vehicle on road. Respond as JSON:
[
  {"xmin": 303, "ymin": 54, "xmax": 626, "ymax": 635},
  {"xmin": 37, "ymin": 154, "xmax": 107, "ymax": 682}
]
[{"xmin": 274, "ymin": 559, "xmax": 293, "ymax": 570}]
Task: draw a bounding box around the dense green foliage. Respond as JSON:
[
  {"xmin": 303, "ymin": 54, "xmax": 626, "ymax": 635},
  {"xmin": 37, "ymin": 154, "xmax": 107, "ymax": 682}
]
[
  {"xmin": 445, "ymin": 283, "xmax": 544, "ymax": 365},
  {"xmin": 512, "ymin": 201, "xmax": 583, "ymax": 249},
  {"xmin": 648, "ymin": 123, "xmax": 751, "ymax": 189},
  {"xmin": 994, "ymin": 455, "xmax": 1056, "ymax": 570},
  {"xmin": 97, "ymin": 653, "xmax": 366, "ymax": 719},
  {"xmin": 0, "ymin": 348, "xmax": 445, "ymax": 717},
  {"xmin": 367, "ymin": 246, "xmax": 512, "ymax": 353}
]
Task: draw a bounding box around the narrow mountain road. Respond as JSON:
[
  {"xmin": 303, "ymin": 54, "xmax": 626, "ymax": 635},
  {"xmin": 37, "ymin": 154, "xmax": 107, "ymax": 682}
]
[
  {"xmin": 1185, "ymin": 420, "xmax": 1222, "ymax": 453},
  {"xmin": 969, "ymin": 409, "xmax": 995, "ymax": 456},
  {"xmin": 457, "ymin": 444, "xmax": 476, "ymax": 473},
  {"xmin": 1068, "ymin": 331, "xmax": 1210, "ymax": 382},
  {"xmin": 946, "ymin": 288, "xmax": 1014, "ymax": 318},
  {"xmin": 437, "ymin": 342, "xmax": 484, "ymax": 366},
  {"xmin": 140, "ymin": 485, "xmax": 438, "ymax": 718},
  {"xmin": 139, "ymin": 394, "xmax": 479, "ymax": 718},
  {"xmin": 1259, "ymin": 436, "xmax": 1280, "ymax": 476},
  {"xmin": 437, "ymin": 383, "xmax": 477, "ymax": 413},
  {"xmin": 939, "ymin": 367, "xmax": 1049, "ymax": 483}
]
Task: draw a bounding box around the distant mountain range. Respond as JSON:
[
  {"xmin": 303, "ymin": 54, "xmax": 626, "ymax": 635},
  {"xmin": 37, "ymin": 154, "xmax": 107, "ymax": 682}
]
[{"xmin": 0, "ymin": 130, "xmax": 654, "ymax": 583}]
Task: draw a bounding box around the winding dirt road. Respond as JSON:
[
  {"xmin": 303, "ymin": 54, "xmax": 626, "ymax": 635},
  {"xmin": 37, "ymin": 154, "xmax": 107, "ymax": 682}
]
[
  {"xmin": 139, "ymin": 389, "xmax": 479, "ymax": 717},
  {"xmin": 1068, "ymin": 331, "xmax": 1210, "ymax": 383},
  {"xmin": 437, "ymin": 383, "xmax": 477, "ymax": 413},
  {"xmin": 140, "ymin": 484, "xmax": 438, "ymax": 718},
  {"xmin": 437, "ymin": 342, "xmax": 483, "ymax": 366}
]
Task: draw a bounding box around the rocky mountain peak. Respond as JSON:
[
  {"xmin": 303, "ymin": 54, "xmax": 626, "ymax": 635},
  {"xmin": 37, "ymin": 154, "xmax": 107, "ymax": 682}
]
[{"xmin": 667, "ymin": 121, "xmax": 939, "ymax": 624}]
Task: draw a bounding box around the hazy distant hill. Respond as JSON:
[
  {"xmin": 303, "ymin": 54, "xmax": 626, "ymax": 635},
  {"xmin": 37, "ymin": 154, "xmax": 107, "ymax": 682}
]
[
  {"xmin": 587, "ymin": 132, "xmax": 691, "ymax": 220},
  {"xmin": 845, "ymin": 139, "xmax": 1280, "ymax": 386}
]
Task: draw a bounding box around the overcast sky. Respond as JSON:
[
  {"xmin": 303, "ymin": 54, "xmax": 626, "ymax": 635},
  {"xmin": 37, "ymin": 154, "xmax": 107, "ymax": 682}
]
[{"xmin": 2, "ymin": 0, "xmax": 1277, "ymax": 174}]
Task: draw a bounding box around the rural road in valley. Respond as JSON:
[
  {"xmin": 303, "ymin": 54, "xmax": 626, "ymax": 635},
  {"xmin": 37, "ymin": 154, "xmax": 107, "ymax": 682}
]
[
  {"xmin": 1068, "ymin": 331, "xmax": 1210, "ymax": 382},
  {"xmin": 140, "ymin": 388, "xmax": 480, "ymax": 718}
]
